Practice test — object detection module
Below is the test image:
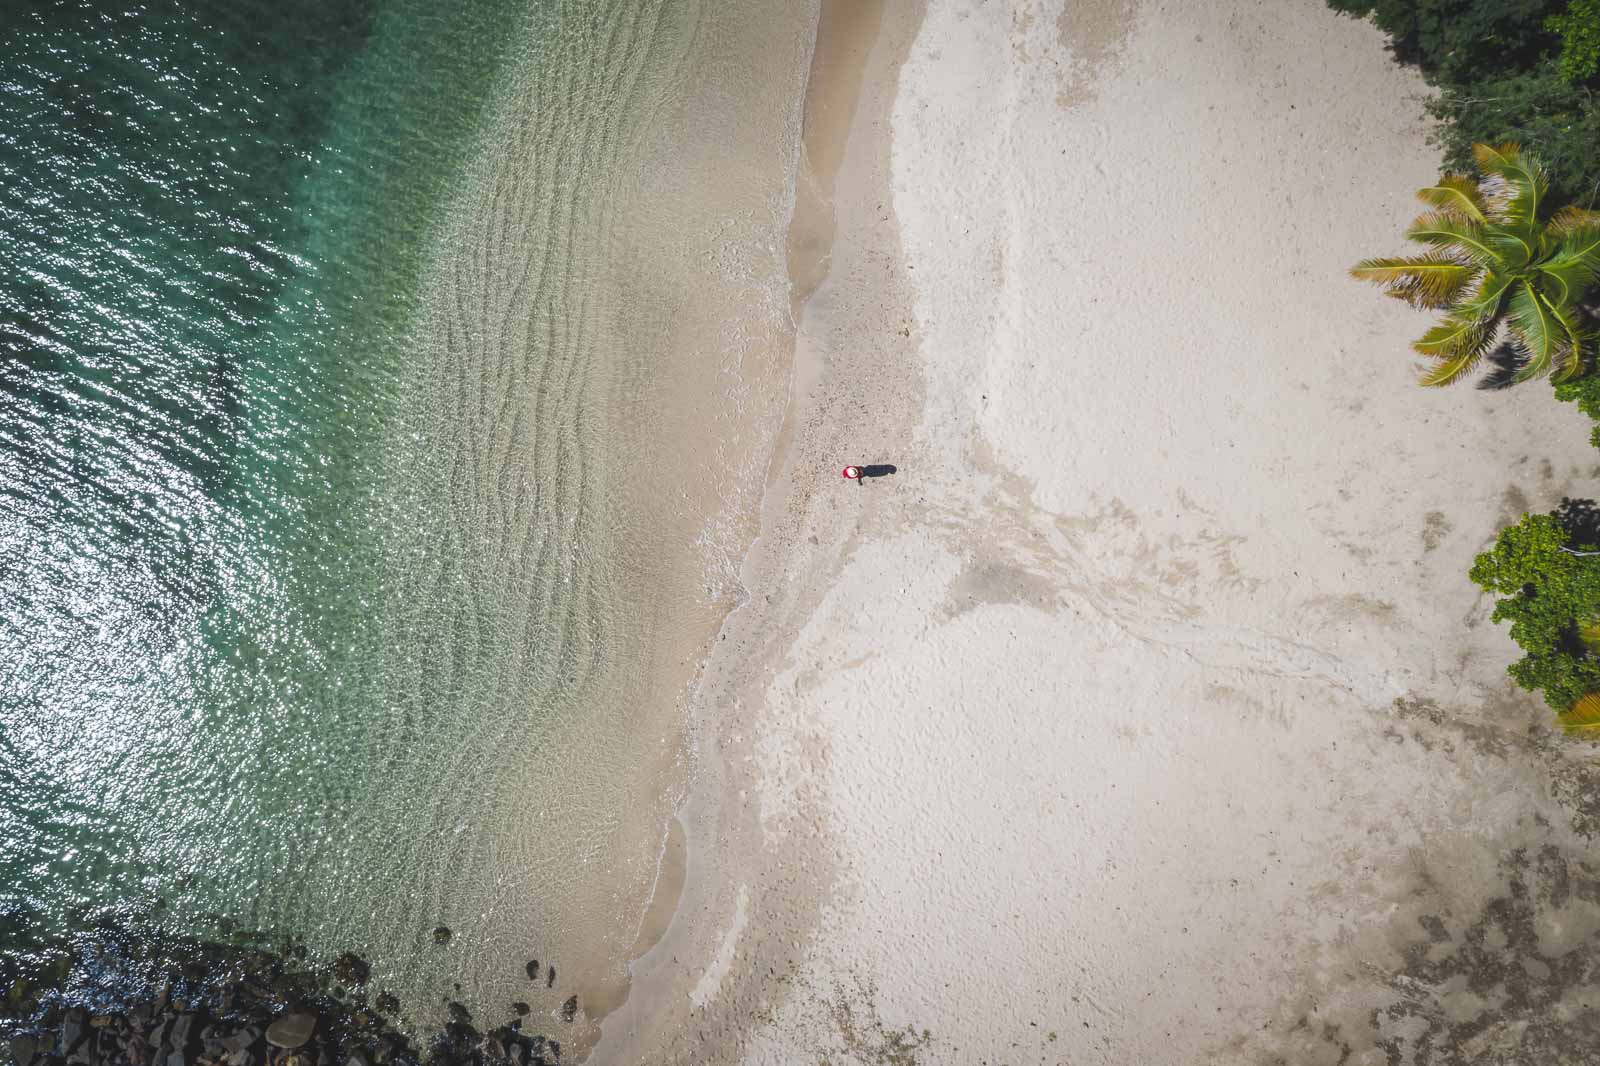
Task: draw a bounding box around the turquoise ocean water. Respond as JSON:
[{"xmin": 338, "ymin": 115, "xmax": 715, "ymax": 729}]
[{"xmin": 0, "ymin": 0, "xmax": 707, "ymax": 1015}]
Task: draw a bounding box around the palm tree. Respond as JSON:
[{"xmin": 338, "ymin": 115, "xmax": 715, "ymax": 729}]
[
  {"xmin": 1353, "ymin": 143, "xmax": 1600, "ymax": 386},
  {"xmin": 1562, "ymin": 692, "xmax": 1600, "ymax": 737}
]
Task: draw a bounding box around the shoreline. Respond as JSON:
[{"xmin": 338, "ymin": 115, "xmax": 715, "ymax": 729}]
[
  {"xmin": 355, "ymin": 1, "xmax": 819, "ymax": 1054},
  {"xmin": 594, "ymin": 0, "xmax": 928, "ymax": 1059},
  {"xmin": 603, "ymin": 0, "xmax": 1600, "ymax": 1062}
]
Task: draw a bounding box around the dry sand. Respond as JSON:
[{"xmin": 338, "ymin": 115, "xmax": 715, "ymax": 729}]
[{"xmin": 598, "ymin": 0, "xmax": 1600, "ymax": 1062}]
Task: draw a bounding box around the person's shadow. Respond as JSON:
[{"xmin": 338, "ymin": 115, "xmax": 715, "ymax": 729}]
[{"xmin": 860, "ymin": 464, "xmax": 897, "ymax": 480}]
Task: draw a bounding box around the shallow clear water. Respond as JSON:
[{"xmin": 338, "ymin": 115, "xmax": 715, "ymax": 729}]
[
  {"xmin": 0, "ymin": 0, "xmax": 820, "ymax": 1033},
  {"xmin": 0, "ymin": 0, "xmax": 692, "ymax": 1014}
]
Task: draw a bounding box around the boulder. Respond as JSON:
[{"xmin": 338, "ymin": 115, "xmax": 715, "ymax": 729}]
[
  {"xmin": 559, "ymin": 997, "xmax": 577, "ymax": 1024},
  {"xmin": 60, "ymin": 1007, "xmax": 88, "ymax": 1055},
  {"xmin": 523, "ymin": 961, "xmax": 538, "ymax": 981},
  {"xmin": 332, "ymin": 954, "xmax": 369, "ymax": 987},
  {"xmin": 12, "ymin": 1036, "xmax": 38, "ymax": 1066},
  {"xmin": 431, "ymin": 928, "xmax": 452, "ymax": 946},
  {"xmin": 264, "ymin": 1012, "xmax": 316, "ymax": 1050},
  {"xmin": 220, "ymin": 1027, "xmax": 259, "ymax": 1056}
]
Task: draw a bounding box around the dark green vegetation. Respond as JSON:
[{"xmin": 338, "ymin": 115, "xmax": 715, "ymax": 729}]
[
  {"xmin": 1338, "ymin": 2, "xmax": 1600, "ymax": 732},
  {"xmin": 1328, "ymin": 0, "xmax": 1600, "ymax": 208},
  {"xmin": 1352, "ymin": 144, "xmax": 1600, "ymax": 385},
  {"xmin": 1469, "ymin": 502, "xmax": 1600, "ymax": 729}
]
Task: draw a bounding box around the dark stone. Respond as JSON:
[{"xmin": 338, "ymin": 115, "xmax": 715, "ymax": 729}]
[
  {"xmin": 544, "ymin": 967, "xmax": 554, "ymax": 989},
  {"xmin": 559, "ymin": 997, "xmax": 576, "ymax": 1024},
  {"xmin": 12, "ymin": 1036, "xmax": 38, "ymax": 1066},
  {"xmin": 60, "ymin": 1007, "xmax": 88, "ymax": 1055},
  {"xmin": 332, "ymin": 953, "xmax": 370, "ymax": 987},
  {"xmin": 264, "ymin": 1011, "xmax": 315, "ymax": 1050},
  {"xmin": 431, "ymin": 927, "xmax": 451, "ymax": 946},
  {"xmin": 446, "ymin": 1003, "xmax": 471, "ymax": 1026},
  {"xmin": 220, "ymin": 1027, "xmax": 259, "ymax": 1056},
  {"xmin": 510, "ymin": 1003, "xmax": 529, "ymax": 1017},
  {"xmin": 374, "ymin": 993, "xmax": 400, "ymax": 1016},
  {"xmin": 547, "ymin": 1040, "xmax": 560, "ymax": 1064},
  {"xmin": 523, "ymin": 961, "xmax": 538, "ymax": 981}
]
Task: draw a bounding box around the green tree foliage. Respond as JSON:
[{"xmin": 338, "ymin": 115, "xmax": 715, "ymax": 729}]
[
  {"xmin": 1470, "ymin": 502, "xmax": 1600, "ymax": 712},
  {"xmin": 1329, "ymin": 0, "xmax": 1600, "ymax": 208},
  {"xmin": 1353, "ymin": 144, "xmax": 1600, "ymax": 385},
  {"xmin": 1554, "ymin": 369, "xmax": 1600, "ymax": 446},
  {"xmin": 1549, "ymin": 0, "xmax": 1600, "ymax": 83}
]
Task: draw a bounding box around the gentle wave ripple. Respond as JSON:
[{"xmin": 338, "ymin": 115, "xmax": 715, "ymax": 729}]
[{"xmin": 0, "ymin": 0, "xmax": 533, "ymax": 980}]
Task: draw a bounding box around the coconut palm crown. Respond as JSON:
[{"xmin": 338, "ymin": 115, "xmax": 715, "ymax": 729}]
[{"xmin": 1353, "ymin": 143, "xmax": 1600, "ymax": 387}]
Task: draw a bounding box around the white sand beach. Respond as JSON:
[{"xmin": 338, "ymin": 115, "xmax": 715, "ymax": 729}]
[{"xmin": 599, "ymin": 0, "xmax": 1600, "ymax": 1062}]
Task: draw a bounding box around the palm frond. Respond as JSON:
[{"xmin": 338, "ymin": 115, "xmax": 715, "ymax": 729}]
[
  {"xmin": 1487, "ymin": 229, "xmax": 1536, "ymax": 270},
  {"xmin": 1473, "ymin": 142, "xmax": 1547, "ymax": 229},
  {"xmin": 1506, "ymin": 281, "xmax": 1562, "ymax": 381},
  {"xmin": 1538, "ymin": 243, "xmax": 1600, "ymax": 307},
  {"xmin": 1404, "ymin": 213, "xmax": 1499, "ymax": 264},
  {"xmin": 1416, "ymin": 175, "xmax": 1487, "ymax": 223},
  {"xmin": 1551, "ymin": 301, "xmax": 1591, "ymax": 383},
  {"xmin": 1349, "ymin": 254, "xmax": 1478, "ymax": 308},
  {"xmin": 1413, "ymin": 312, "xmax": 1486, "ymax": 356},
  {"xmin": 1549, "ymin": 205, "xmax": 1600, "ymax": 238},
  {"xmin": 1454, "ymin": 269, "xmax": 1513, "ymax": 322},
  {"xmin": 1537, "ymin": 207, "xmax": 1600, "ymax": 306},
  {"xmin": 1559, "ymin": 692, "xmax": 1600, "ymax": 737},
  {"xmin": 1416, "ymin": 316, "xmax": 1497, "ymax": 386}
]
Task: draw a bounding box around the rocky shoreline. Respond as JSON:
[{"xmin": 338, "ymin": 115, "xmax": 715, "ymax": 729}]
[{"xmin": 1, "ymin": 923, "xmax": 573, "ymax": 1066}]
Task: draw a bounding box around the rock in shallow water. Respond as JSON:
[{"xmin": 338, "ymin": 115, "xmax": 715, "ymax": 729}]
[
  {"xmin": 431, "ymin": 927, "xmax": 451, "ymax": 946},
  {"xmin": 332, "ymin": 953, "xmax": 370, "ymax": 986},
  {"xmin": 264, "ymin": 1011, "xmax": 316, "ymax": 1049}
]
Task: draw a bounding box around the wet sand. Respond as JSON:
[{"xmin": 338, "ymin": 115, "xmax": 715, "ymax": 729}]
[
  {"xmin": 379, "ymin": 1, "xmax": 819, "ymax": 1052},
  {"xmin": 600, "ymin": 0, "xmax": 1600, "ymax": 1063}
]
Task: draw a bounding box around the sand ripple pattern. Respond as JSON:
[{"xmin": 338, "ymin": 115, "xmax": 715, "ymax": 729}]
[
  {"xmin": 0, "ymin": 0, "xmax": 702, "ymax": 1025},
  {"xmin": 325, "ymin": 0, "xmax": 700, "ymax": 1014}
]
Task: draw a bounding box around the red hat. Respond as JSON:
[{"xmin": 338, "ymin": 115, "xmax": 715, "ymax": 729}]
[{"xmin": 842, "ymin": 465, "xmax": 861, "ymax": 479}]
